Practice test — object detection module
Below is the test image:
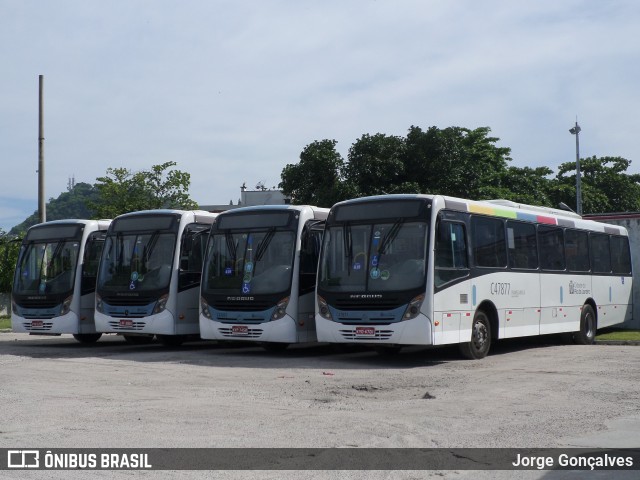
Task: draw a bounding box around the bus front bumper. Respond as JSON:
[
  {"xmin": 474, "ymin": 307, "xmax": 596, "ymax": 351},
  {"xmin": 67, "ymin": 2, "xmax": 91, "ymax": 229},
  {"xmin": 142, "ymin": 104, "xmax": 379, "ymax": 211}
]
[{"xmin": 315, "ymin": 313, "xmax": 433, "ymax": 345}]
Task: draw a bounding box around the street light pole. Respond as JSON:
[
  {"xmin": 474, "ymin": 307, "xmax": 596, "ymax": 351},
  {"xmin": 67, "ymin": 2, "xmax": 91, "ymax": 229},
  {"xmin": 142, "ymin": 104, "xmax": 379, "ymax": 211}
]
[{"xmin": 569, "ymin": 120, "xmax": 582, "ymax": 216}]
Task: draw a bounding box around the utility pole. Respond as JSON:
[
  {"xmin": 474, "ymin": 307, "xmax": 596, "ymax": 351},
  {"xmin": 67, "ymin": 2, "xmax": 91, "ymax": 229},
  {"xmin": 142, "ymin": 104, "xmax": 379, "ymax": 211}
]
[
  {"xmin": 569, "ymin": 120, "xmax": 582, "ymax": 216},
  {"xmin": 38, "ymin": 74, "xmax": 46, "ymax": 223}
]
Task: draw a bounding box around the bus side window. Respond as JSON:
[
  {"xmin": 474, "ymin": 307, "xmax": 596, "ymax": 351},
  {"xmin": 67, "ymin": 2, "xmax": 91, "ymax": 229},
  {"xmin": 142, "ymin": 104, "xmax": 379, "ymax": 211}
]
[
  {"xmin": 565, "ymin": 229, "xmax": 589, "ymax": 272},
  {"xmin": 507, "ymin": 221, "xmax": 538, "ymax": 269},
  {"xmin": 538, "ymin": 226, "xmax": 565, "ymax": 271},
  {"xmin": 611, "ymin": 236, "xmax": 631, "ymax": 275},
  {"xmin": 590, "ymin": 233, "xmax": 611, "ymax": 273},
  {"xmin": 435, "ymin": 220, "xmax": 468, "ymax": 287},
  {"xmin": 472, "ymin": 216, "xmax": 507, "ymax": 268}
]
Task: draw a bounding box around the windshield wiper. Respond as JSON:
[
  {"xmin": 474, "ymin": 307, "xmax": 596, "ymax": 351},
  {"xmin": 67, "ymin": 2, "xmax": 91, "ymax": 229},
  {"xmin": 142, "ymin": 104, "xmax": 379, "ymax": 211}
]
[
  {"xmin": 343, "ymin": 223, "xmax": 353, "ymax": 275},
  {"xmin": 376, "ymin": 219, "xmax": 404, "ymax": 264},
  {"xmin": 379, "ymin": 219, "xmax": 404, "ymax": 254},
  {"xmin": 255, "ymin": 228, "xmax": 276, "ymax": 262},
  {"xmin": 225, "ymin": 232, "xmax": 237, "ymax": 265},
  {"xmin": 143, "ymin": 231, "xmax": 160, "ymax": 265},
  {"xmin": 40, "ymin": 241, "xmax": 65, "ymax": 281}
]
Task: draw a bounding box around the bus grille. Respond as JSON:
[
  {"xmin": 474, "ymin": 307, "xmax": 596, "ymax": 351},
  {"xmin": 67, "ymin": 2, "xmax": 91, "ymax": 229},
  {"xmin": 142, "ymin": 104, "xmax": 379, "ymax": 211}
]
[
  {"xmin": 339, "ymin": 329, "xmax": 394, "ymax": 341},
  {"xmin": 217, "ymin": 327, "xmax": 264, "ymax": 338},
  {"xmin": 107, "ymin": 320, "xmax": 147, "ymax": 331},
  {"xmin": 22, "ymin": 322, "xmax": 54, "ymax": 331}
]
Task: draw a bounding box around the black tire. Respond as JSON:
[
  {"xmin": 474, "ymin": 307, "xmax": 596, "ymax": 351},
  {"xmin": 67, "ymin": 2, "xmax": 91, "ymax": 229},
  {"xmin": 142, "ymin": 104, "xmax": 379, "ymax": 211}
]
[
  {"xmin": 459, "ymin": 310, "xmax": 492, "ymax": 360},
  {"xmin": 123, "ymin": 334, "xmax": 155, "ymax": 345},
  {"xmin": 72, "ymin": 333, "xmax": 102, "ymax": 344},
  {"xmin": 572, "ymin": 304, "xmax": 596, "ymax": 345}
]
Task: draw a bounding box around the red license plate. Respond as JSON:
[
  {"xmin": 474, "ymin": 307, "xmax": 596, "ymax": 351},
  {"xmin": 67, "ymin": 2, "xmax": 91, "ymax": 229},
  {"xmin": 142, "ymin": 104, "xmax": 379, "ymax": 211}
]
[
  {"xmin": 355, "ymin": 326, "xmax": 376, "ymax": 337},
  {"xmin": 119, "ymin": 319, "xmax": 134, "ymax": 327},
  {"xmin": 231, "ymin": 325, "xmax": 249, "ymax": 335},
  {"xmin": 31, "ymin": 320, "xmax": 43, "ymax": 328}
]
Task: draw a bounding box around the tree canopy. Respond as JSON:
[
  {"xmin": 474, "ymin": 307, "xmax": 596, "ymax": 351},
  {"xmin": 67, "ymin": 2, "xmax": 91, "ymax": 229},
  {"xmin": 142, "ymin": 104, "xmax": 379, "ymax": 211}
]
[
  {"xmin": 89, "ymin": 161, "xmax": 198, "ymax": 219},
  {"xmin": 279, "ymin": 126, "xmax": 639, "ymax": 215}
]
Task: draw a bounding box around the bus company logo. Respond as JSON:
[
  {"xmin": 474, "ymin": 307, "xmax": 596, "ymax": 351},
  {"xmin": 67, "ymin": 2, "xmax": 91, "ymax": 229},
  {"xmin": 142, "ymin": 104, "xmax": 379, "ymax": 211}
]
[
  {"xmin": 349, "ymin": 294, "xmax": 383, "ymax": 299},
  {"xmin": 569, "ymin": 281, "xmax": 590, "ymax": 295},
  {"xmin": 8, "ymin": 450, "xmax": 40, "ymax": 468},
  {"xmin": 227, "ymin": 296, "xmax": 254, "ymax": 301}
]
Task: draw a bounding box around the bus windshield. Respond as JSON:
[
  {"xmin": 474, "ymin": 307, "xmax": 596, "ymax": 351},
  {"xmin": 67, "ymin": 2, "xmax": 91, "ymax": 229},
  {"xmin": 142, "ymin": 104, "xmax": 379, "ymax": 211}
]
[
  {"xmin": 13, "ymin": 239, "xmax": 81, "ymax": 296},
  {"xmin": 203, "ymin": 229, "xmax": 296, "ymax": 295},
  {"xmin": 98, "ymin": 232, "xmax": 176, "ymax": 292},
  {"xmin": 319, "ymin": 221, "xmax": 428, "ymax": 293}
]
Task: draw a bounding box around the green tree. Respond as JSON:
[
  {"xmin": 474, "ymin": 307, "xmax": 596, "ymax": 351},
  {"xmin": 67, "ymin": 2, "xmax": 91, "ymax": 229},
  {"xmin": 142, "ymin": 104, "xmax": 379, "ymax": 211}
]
[
  {"xmin": 343, "ymin": 133, "xmax": 409, "ymax": 197},
  {"xmin": 403, "ymin": 126, "xmax": 512, "ymax": 199},
  {"xmin": 89, "ymin": 161, "xmax": 198, "ymax": 219},
  {"xmin": 499, "ymin": 166, "xmax": 555, "ymax": 207},
  {"xmin": 0, "ymin": 230, "xmax": 22, "ymax": 293},
  {"xmin": 280, "ymin": 125, "xmax": 515, "ymax": 205},
  {"xmin": 551, "ymin": 156, "xmax": 640, "ymax": 214},
  {"xmin": 279, "ymin": 140, "xmax": 347, "ymax": 207}
]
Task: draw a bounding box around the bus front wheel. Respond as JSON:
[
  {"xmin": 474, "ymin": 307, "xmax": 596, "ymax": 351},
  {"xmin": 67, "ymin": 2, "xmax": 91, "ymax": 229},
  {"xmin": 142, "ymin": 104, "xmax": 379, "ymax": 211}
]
[
  {"xmin": 573, "ymin": 304, "xmax": 596, "ymax": 345},
  {"xmin": 459, "ymin": 311, "xmax": 492, "ymax": 360}
]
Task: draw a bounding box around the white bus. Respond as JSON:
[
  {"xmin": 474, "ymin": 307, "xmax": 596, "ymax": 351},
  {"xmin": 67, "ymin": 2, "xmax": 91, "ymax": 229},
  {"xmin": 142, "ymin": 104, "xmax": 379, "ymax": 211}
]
[
  {"xmin": 12, "ymin": 219, "xmax": 111, "ymax": 343},
  {"xmin": 95, "ymin": 209, "xmax": 217, "ymax": 346},
  {"xmin": 316, "ymin": 194, "xmax": 633, "ymax": 359},
  {"xmin": 199, "ymin": 205, "xmax": 328, "ymax": 349}
]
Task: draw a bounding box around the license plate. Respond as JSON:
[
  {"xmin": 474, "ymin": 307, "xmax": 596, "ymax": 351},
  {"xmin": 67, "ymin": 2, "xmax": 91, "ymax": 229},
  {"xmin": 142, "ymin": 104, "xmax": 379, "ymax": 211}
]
[
  {"xmin": 355, "ymin": 326, "xmax": 376, "ymax": 337},
  {"xmin": 31, "ymin": 320, "xmax": 43, "ymax": 328},
  {"xmin": 119, "ymin": 319, "xmax": 134, "ymax": 327},
  {"xmin": 232, "ymin": 325, "xmax": 249, "ymax": 335}
]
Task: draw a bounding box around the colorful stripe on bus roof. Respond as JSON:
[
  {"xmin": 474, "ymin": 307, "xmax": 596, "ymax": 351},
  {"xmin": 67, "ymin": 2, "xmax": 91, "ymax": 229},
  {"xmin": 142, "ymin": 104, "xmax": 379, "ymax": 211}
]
[{"xmin": 466, "ymin": 203, "xmax": 557, "ymax": 225}]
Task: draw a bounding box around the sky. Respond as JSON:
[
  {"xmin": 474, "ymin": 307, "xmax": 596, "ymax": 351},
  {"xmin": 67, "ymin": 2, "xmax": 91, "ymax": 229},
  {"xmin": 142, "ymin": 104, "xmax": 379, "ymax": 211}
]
[{"xmin": 1, "ymin": 0, "xmax": 639, "ymax": 232}]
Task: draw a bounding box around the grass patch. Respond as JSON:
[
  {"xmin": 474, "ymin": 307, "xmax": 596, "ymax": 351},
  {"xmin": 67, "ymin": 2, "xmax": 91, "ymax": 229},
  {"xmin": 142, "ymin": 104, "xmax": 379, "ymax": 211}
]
[
  {"xmin": 0, "ymin": 315, "xmax": 11, "ymax": 330},
  {"xmin": 596, "ymin": 329, "xmax": 640, "ymax": 341}
]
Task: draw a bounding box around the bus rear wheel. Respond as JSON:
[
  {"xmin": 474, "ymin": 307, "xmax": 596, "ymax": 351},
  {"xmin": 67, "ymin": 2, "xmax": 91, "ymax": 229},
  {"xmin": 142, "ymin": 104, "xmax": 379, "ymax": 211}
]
[
  {"xmin": 459, "ymin": 311, "xmax": 492, "ymax": 360},
  {"xmin": 573, "ymin": 304, "xmax": 596, "ymax": 345},
  {"xmin": 72, "ymin": 333, "xmax": 102, "ymax": 344}
]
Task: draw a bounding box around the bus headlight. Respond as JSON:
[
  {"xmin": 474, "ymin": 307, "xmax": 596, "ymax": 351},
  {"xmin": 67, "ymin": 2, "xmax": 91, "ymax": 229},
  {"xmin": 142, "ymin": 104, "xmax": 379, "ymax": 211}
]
[
  {"xmin": 317, "ymin": 295, "xmax": 333, "ymax": 320},
  {"xmin": 60, "ymin": 295, "xmax": 73, "ymax": 316},
  {"xmin": 95, "ymin": 293, "xmax": 104, "ymax": 313},
  {"xmin": 153, "ymin": 294, "xmax": 169, "ymax": 314},
  {"xmin": 403, "ymin": 294, "xmax": 424, "ymax": 320},
  {"xmin": 200, "ymin": 296, "xmax": 212, "ymax": 319},
  {"xmin": 271, "ymin": 297, "xmax": 290, "ymax": 321}
]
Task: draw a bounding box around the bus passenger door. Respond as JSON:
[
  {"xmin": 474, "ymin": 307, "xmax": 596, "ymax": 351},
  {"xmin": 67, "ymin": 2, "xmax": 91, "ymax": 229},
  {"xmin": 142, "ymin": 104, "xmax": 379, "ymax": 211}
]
[{"xmin": 298, "ymin": 220, "xmax": 324, "ymax": 342}]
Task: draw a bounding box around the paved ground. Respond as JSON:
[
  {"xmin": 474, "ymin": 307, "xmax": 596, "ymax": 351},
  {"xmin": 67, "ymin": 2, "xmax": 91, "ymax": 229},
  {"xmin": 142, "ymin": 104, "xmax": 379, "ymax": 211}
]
[{"xmin": 0, "ymin": 332, "xmax": 638, "ymax": 479}]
